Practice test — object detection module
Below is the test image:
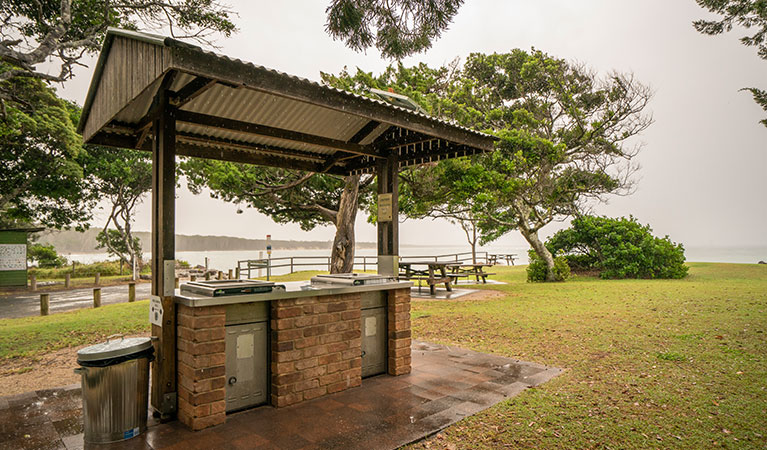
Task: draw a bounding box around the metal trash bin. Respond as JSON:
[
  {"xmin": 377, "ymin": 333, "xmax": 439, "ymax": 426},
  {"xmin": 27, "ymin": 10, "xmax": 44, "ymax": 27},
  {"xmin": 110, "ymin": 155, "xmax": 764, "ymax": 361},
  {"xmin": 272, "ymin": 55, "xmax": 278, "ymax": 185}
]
[{"xmin": 75, "ymin": 335, "xmax": 154, "ymax": 444}]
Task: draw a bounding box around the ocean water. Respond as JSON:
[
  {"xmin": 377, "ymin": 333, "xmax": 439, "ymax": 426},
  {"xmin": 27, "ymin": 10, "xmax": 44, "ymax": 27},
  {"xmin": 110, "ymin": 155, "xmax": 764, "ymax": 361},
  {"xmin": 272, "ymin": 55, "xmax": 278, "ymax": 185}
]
[{"xmin": 63, "ymin": 244, "xmax": 767, "ymax": 276}]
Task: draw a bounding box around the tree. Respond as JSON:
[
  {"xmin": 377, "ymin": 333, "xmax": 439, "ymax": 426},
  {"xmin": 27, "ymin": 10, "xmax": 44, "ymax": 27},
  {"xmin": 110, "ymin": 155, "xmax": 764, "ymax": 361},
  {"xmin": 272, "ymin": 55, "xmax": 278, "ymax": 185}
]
[
  {"xmin": 0, "ymin": 0, "xmax": 236, "ymax": 84},
  {"xmin": 180, "ymin": 160, "xmax": 375, "ymax": 273},
  {"xmin": 81, "ymin": 146, "xmax": 152, "ymax": 279},
  {"xmin": 27, "ymin": 242, "xmax": 68, "ymax": 268},
  {"xmin": 325, "ymin": 50, "xmax": 653, "ymax": 281},
  {"xmin": 1, "ymin": 0, "xmax": 236, "ymax": 231},
  {"xmin": 460, "ymin": 50, "xmax": 652, "ymax": 281},
  {"xmin": 0, "ymin": 71, "xmax": 93, "ymax": 229},
  {"xmin": 694, "ymin": 0, "xmax": 767, "ymax": 126},
  {"xmin": 325, "ymin": 0, "xmax": 464, "ymax": 59}
]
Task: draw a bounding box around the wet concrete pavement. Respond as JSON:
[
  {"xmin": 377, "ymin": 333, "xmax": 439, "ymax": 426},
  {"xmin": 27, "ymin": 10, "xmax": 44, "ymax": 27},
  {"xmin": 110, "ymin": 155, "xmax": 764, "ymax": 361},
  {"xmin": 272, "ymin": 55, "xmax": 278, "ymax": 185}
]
[
  {"xmin": 0, "ymin": 283, "xmax": 152, "ymax": 319},
  {"xmin": 0, "ymin": 341, "xmax": 561, "ymax": 450}
]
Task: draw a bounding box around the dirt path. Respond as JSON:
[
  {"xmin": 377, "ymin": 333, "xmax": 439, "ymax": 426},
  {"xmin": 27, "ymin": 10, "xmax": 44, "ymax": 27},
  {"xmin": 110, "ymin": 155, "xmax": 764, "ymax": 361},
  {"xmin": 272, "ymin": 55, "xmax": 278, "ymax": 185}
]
[{"xmin": 0, "ymin": 332, "xmax": 150, "ymax": 396}]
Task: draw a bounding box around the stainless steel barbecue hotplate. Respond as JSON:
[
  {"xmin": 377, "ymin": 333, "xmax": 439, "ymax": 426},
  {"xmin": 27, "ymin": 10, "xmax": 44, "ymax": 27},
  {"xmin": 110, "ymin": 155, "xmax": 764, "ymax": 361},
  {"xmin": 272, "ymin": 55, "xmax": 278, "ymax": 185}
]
[
  {"xmin": 180, "ymin": 279, "xmax": 285, "ymax": 297},
  {"xmin": 310, "ymin": 273, "xmax": 397, "ymax": 286}
]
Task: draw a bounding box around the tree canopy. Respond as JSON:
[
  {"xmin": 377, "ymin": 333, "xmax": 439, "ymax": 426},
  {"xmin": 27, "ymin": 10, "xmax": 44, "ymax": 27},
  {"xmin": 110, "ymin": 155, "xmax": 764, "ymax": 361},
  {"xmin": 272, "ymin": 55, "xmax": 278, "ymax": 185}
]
[
  {"xmin": 324, "ymin": 49, "xmax": 653, "ymax": 281},
  {"xmin": 694, "ymin": 0, "xmax": 767, "ymax": 126},
  {"xmin": 81, "ymin": 146, "xmax": 152, "ymax": 276},
  {"xmin": 0, "ymin": 72, "xmax": 93, "ymax": 229},
  {"xmin": 325, "ymin": 0, "xmax": 463, "ymax": 59}
]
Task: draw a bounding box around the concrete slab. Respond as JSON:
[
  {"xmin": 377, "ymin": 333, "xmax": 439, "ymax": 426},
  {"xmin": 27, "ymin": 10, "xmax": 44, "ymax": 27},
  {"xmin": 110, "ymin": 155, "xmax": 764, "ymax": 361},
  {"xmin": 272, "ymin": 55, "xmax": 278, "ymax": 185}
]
[{"xmin": 0, "ymin": 341, "xmax": 562, "ymax": 450}]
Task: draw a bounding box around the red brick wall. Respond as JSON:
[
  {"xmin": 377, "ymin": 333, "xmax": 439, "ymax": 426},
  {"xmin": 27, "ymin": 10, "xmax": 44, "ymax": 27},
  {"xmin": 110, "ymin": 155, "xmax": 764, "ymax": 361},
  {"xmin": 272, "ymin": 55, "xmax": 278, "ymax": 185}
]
[
  {"xmin": 176, "ymin": 304, "xmax": 227, "ymax": 431},
  {"xmin": 388, "ymin": 288, "xmax": 412, "ymax": 375},
  {"xmin": 270, "ymin": 294, "xmax": 363, "ymax": 407}
]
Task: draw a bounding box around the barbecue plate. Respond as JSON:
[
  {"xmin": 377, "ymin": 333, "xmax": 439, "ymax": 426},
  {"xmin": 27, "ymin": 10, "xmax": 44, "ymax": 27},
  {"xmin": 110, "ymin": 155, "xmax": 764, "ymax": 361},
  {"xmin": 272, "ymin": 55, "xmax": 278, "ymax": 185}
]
[
  {"xmin": 310, "ymin": 273, "xmax": 396, "ymax": 286},
  {"xmin": 180, "ymin": 279, "xmax": 285, "ymax": 297}
]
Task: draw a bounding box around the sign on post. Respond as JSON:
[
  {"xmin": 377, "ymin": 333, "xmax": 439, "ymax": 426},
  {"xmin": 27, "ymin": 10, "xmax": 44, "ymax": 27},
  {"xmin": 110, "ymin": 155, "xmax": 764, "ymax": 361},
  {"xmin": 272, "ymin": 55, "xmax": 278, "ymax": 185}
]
[
  {"xmin": 149, "ymin": 296, "xmax": 164, "ymax": 327},
  {"xmin": 266, "ymin": 234, "xmax": 272, "ymax": 256},
  {"xmin": 377, "ymin": 193, "xmax": 393, "ymax": 222}
]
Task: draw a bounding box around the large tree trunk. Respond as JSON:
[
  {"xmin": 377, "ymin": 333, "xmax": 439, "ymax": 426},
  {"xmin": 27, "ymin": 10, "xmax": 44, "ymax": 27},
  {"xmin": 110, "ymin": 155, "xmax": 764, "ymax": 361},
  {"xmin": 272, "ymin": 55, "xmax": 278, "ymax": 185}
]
[
  {"xmin": 520, "ymin": 226, "xmax": 556, "ymax": 281},
  {"xmin": 330, "ymin": 175, "xmax": 360, "ymax": 274}
]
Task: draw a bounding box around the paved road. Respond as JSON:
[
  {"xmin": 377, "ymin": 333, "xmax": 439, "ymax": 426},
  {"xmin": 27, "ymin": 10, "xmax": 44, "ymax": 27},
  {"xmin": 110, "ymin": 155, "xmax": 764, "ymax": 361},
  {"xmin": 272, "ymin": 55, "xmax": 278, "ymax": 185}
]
[{"xmin": 0, "ymin": 283, "xmax": 152, "ymax": 319}]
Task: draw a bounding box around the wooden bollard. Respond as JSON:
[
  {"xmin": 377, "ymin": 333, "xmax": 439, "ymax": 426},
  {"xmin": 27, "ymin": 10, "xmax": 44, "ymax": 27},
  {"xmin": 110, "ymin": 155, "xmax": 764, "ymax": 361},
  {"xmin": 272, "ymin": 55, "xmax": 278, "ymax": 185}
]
[
  {"xmin": 128, "ymin": 282, "xmax": 136, "ymax": 302},
  {"xmin": 40, "ymin": 293, "xmax": 49, "ymax": 316},
  {"xmin": 30, "ymin": 274, "xmax": 36, "ymax": 291},
  {"xmin": 175, "ymin": 277, "xmax": 179, "ymax": 289},
  {"xmin": 228, "ymin": 269, "xmax": 233, "ymax": 279},
  {"xmin": 235, "ymin": 267, "xmax": 240, "ymax": 279},
  {"xmin": 205, "ymin": 272, "xmax": 211, "ymax": 281},
  {"xmin": 95, "ymin": 272, "xmax": 100, "ymax": 285},
  {"xmin": 190, "ymin": 275, "xmax": 197, "ymax": 282},
  {"xmin": 93, "ymin": 288, "xmax": 101, "ymax": 308},
  {"xmin": 217, "ymin": 271, "xmax": 222, "ymax": 280},
  {"xmin": 64, "ymin": 273, "xmax": 71, "ymax": 288}
]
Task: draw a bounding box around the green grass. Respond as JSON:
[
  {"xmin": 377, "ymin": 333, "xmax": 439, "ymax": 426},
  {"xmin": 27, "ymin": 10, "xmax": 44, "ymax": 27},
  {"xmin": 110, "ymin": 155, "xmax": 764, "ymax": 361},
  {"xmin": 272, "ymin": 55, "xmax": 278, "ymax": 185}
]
[
  {"xmin": 409, "ymin": 262, "xmax": 767, "ymax": 449},
  {"xmin": 0, "ymin": 300, "xmax": 151, "ymax": 360}
]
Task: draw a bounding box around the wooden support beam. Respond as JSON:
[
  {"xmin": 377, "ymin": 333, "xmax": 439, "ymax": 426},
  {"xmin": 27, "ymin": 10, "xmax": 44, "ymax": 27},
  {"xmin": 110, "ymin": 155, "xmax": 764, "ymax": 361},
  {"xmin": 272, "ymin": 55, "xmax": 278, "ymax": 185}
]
[
  {"xmin": 376, "ymin": 151, "xmax": 399, "ymax": 276},
  {"xmin": 150, "ymin": 93, "xmax": 178, "ymax": 420},
  {"xmin": 348, "ymin": 120, "xmax": 381, "ymax": 144},
  {"xmin": 170, "ymin": 76, "xmax": 217, "ymax": 108},
  {"xmin": 90, "ymin": 130, "xmax": 350, "ymax": 176},
  {"xmin": 175, "ymin": 110, "xmax": 381, "ymax": 158}
]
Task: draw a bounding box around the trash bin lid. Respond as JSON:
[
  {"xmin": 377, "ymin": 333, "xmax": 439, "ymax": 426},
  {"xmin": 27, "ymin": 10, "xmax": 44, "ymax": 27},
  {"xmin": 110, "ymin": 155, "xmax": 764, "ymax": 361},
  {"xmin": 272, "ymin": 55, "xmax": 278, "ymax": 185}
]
[{"xmin": 77, "ymin": 336, "xmax": 153, "ymax": 362}]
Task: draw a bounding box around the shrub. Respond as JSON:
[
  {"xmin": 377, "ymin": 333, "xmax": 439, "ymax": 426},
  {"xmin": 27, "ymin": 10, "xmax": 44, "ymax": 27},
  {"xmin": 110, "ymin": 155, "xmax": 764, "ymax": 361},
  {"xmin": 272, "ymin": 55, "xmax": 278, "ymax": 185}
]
[
  {"xmin": 547, "ymin": 215, "xmax": 688, "ymax": 279},
  {"xmin": 29, "ymin": 260, "xmax": 134, "ymax": 278},
  {"xmin": 27, "ymin": 243, "xmax": 68, "ymax": 268},
  {"xmin": 527, "ymin": 250, "xmax": 571, "ymax": 282}
]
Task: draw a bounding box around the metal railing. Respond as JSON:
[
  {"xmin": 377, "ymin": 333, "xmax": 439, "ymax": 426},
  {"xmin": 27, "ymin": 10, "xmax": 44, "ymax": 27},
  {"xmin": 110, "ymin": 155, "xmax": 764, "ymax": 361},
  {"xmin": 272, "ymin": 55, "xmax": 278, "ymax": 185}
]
[{"xmin": 237, "ymin": 251, "xmax": 494, "ymax": 280}]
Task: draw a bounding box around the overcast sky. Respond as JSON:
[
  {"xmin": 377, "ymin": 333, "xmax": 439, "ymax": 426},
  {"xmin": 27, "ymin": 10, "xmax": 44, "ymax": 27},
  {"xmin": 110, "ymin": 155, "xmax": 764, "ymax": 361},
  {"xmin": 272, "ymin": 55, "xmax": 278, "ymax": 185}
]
[{"xmin": 57, "ymin": 0, "xmax": 766, "ymax": 249}]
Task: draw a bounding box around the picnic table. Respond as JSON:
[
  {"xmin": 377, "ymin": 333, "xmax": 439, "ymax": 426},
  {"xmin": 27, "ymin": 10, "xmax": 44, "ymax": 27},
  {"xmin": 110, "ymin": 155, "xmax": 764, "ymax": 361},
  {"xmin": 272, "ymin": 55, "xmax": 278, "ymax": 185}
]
[
  {"xmin": 398, "ymin": 261, "xmax": 453, "ymax": 295},
  {"xmin": 447, "ymin": 263, "xmax": 496, "ymax": 284},
  {"xmin": 489, "ymin": 253, "xmax": 517, "ymax": 266}
]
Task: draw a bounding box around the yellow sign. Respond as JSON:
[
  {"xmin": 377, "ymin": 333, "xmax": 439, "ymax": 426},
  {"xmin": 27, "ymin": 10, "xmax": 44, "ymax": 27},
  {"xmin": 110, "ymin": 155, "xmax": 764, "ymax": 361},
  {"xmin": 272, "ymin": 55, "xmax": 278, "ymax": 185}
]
[{"xmin": 378, "ymin": 193, "xmax": 393, "ymax": 222}]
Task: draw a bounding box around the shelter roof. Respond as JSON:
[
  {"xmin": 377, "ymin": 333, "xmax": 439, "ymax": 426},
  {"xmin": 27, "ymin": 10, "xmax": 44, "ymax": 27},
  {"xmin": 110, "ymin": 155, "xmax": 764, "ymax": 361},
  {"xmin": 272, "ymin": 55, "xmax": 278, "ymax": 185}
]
[{"xmin": 79, "ymin": 28, "xmax": 496, "ymax": 175}]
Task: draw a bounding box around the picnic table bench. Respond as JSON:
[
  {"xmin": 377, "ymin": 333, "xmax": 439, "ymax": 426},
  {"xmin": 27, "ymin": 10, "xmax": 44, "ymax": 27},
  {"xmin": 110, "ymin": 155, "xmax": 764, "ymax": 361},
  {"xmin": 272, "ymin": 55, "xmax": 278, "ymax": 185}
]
[
  {"xmin": 489, "ymin": 253, "xmax": 517, "ymax": 266},
  {"xmin": 398, "ymin": 261, "xmax": 453, "ymax": 295},
  {"xmin": 447, "ymin": 263, "xmax": 496, "ymax": 284}
]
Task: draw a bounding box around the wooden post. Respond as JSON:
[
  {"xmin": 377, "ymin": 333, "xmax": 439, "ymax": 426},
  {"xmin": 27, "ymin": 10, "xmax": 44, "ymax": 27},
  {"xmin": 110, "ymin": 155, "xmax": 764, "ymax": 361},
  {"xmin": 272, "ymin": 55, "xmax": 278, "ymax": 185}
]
[
  {"xmin": 290, "ymin": 257, "xmax": 294, "ymax": 274},
  {"xmin": 150, "ymin": 89, "xmax": 178, "ymax": 419},
  {"xmin": 377, "ymin": 152, "xmax": 399, "ymax": 275},
  {"xmin": 175, "ymin": 277, "xmax": 179, "ymax": 289},
  {"xmin": 64, "ymin": 273, "xmax": 71, "ymax": 288},
  {"xmin": 190, "ymin": 275, "xmax": 197, "ymax": 282},
  {"xmin": 234, "ymin": 267, "xmax": 240, "ymax": 279},
  {"xmin": 128, "ymin": 282, "xmax": 136, "ymax": 302},
  {"xmin": 228, "ymin": 269, "xmax": 233, "ymax": 279},
  {"xmin": 95, "ymin": 272, "xmax": 100, "ymax": 285},
  {"xmin": 40, "ymin": 293, "xmax": 49, "ymax": 316},
  {"xmin": 205, "ymin": 272, "xmax": 210, "ymax": 281},
  {"xmin": 93, "ymin": 288, "xmax": 101, "ymax": 308},
  {"xmin": 30, "ymin": 274, "xmax": 36, "ymax": 291},
  {"xmin": 217, "ymin": 271, "xmax": 222, "ymax": 280}
]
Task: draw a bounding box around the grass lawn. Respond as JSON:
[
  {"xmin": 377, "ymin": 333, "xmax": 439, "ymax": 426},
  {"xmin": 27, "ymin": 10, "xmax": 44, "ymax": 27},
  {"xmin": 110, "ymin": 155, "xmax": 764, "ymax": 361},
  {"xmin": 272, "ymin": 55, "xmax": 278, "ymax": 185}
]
[
  {"xmin": 409, "ymin": 262, "xmax": 767, "ymax": 449},
  {"xmin": 1, "ymin": 263, "xmax": 764, "ymax": 448},
  {"xmin": 0, "ymin": 300, "xmax": 151, "ymax": 360}
]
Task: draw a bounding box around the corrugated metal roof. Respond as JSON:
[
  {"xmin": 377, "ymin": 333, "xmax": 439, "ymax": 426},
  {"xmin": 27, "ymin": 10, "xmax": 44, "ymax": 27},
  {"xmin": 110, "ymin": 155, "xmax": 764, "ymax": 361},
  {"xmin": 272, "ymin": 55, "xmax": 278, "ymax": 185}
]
[{"xmin": 80, "ymin": 28, "xmax": 496, "ymax": 175}]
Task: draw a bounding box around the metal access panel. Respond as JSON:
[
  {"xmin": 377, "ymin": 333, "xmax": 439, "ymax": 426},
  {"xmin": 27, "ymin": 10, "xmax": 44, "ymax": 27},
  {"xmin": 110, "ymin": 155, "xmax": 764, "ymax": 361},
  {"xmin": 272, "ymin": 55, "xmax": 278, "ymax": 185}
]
[
  {"xmin": 225, "ymin": 322, "xmax": 267, "ymax": 412},
  {"xmin": 361, "ymin": 291, "xmax": 387, "ymax": 377}
]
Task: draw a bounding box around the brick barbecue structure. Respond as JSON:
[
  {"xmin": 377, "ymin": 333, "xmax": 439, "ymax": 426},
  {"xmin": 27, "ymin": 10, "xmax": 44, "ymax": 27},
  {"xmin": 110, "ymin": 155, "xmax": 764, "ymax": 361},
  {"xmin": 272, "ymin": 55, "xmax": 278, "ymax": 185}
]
[{"xmin": 176, "ymin": 288, "xmax": 412, "ymax": 431}]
